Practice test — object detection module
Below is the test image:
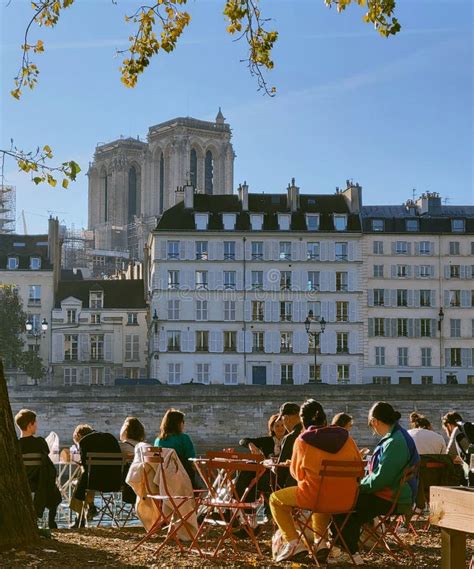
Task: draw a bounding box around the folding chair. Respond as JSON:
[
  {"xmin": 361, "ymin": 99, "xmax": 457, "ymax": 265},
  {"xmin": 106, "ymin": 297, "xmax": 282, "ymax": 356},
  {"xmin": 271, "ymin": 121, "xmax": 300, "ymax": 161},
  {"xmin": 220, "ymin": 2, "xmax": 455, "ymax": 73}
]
[
  {"xmin": 133, "ymin": 447, "xmax": 201, "ymax": 555},
  {"xmin": 80, "ymin": 452, "xmax": 125, "ymax": 527},
  {"xmin": 190, "ymin": 450, "xmax": 266, "ymax": 559},
  {"xmin": 359, "ymin": 464, "xmax": 418, "ymax": 563},
  {"xmin": 23, "ymin": 453, "xmax": 53, "ymax": 528},
  {"xmin": 291, "ymin": 459, "xmax": 366, "ymax": 566}
]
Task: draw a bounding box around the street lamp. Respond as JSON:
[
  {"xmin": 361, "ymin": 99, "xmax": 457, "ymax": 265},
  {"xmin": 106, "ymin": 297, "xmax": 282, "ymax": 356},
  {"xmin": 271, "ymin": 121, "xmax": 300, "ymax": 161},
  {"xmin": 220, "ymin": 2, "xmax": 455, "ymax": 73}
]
[
  {"xmin": 304, "ymin": 312, "xmax": 326, "ymax": 383},
  {"xmin": 25, "ymin": 317, "xmax": 48, "ymax": 386},
  {"xmin": 152, "ymin": 309, "xmax": 158, "ymax": 334},
  {"xmin": 437, "ymin": 307, "xmax": 444, "ymax": 331}
]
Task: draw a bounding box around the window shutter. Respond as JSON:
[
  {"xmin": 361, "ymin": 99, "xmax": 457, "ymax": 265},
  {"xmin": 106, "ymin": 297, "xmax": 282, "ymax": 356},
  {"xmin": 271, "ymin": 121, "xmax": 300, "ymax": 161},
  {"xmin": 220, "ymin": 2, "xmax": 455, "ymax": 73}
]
[
  {"xmin": 390, "ymin": 290, "xmax": 397, "ymax": 307},
  {"xmin": 294, "ymin": 363, "xmax": 303, "ymax": 385},
  {"xmin": 53, "ymin": 334, "xmax": 64, "ymax": 362},
  {"xmin": 390, "ymin": 319, "xmax": 397, "ymax": 338},
  {"xmin": 125, "ymin": 335, "xmax": 132, "ymax": 360},
  {"xmin": 293, "ymin": 331, "xmax": 301, "ymax": 354},
  {"xmin": 244, "ymin": 301, "xmax": 252, "ymax": 322},
  {"xmin": 320, "ymin": 242, "xmax": 328, "ymax": 262},
  {"xmin": 235, "ymin": 270, "xmax": 243, "ymax": 291},
  {"xmin": 237, "ymin": 331, "xmax": 245, "ymax": 353},
  {"xmin": 82, "ymin": 367, "xmax": 90, "ymax": 385},
  {"xmin": 80, "ymin": 334, "xmax": 90, "ymax": 361},
  {"xmin": 430, "ymin": 290, "xmax": 437, "ymax": 307},
  {"xmin": 414, "ymin": 265, "xmax": 420, "ymax": 278},
  {"xmin": 271, "ymin": 301, "xmax": 279, "ymax": 322},
  {"xmin": 407, "ymin": 242, "xmax": 412, "ymax": 255},
  {"xmin": 214, "ymin": 241, "xmax": 223, "ymax": 261},
  {"xmin": 391, "ymin": 242, "xmax": 396, "ymax": 254},
  {"xmin": 368, "ymin": 318, "xmax": 374, "ymax": 337},
  {"xmin": 461, "ymin": 290, "xmax": 471, "ymax": 307},
  {"xmin": 349, "ymin": 332, "xmax": 358, "ymax": 354},
  {"xmin": 320, "ymin": 272, "xmax": 330, "ymax": 292},
  {"xmin": 273, "ymin": 363, "xmax": 281, "ymax": 385},
  {"xmin": 461, "ymin": 348, "xmax": 471, "ymax": 368},
  {"xmin": 406, "ymin": 265, "xmax": 412, "ymax": 278},
  {"xmin": 327, "ymin": 241, "xmax": 336, "ymax": 261},
  {"xmin": 414, "ymin": 319, "xmax": 421, "ymax": 337},
  {"xmin": 272, "ymin": 242, "xmax": 279, "ymax": 261},
  {"xmin": 264, "ymin": 301, "xmax": 272, "ymax": 322},
  {"xmin": 443, "ymin": 290, "xmax": 450, "ymax": 308},
  {"xmin": 264, "ymin": 241, "xmax": 272, "ymax": 261},
  {"xmin": 272, "ymin": 331, "xmax": 281, "ymax": 354},
  {"xmin": 300, "ymin": 331, "xmax": 309, "ymax": 354},
  {"xmin": 208, "ymin": 271, "xmax": 217, "ymax": 290},
  {"xmin": 293, "ymin": 301, "xmax": 301, "ymax": 323},
  {"xmin": 367, "ymin": 288, "xmax": 374, "ymax": 306},
  {"xmin": 444, "ymin": 265, "xmax": 450, "ymax": 279},
  {"xmin": 349, "ymin": 301, "xmax": 357, "ymax": 322},
  {"xmin": 382, "ymin": 289, "xmax": 390, "ymax": 307},
  {"xmin": 291, "ymin": 241, "xmax": 299, "ymax": 261},
  {"xmin": 160, "ymin": 241, "xmax": 167, "ymax": 260},
  {"xmin": 407, "ymin": 319, "xmax": 414, "ymax": 338},
  {"xmin": 348, "ymin": 241, "xmax": 356, "ymax": 261},
  {"xmin": 460, "ymin": 265, "xmax": 467, "ymax": 279},
  {"xmin": 430, "ymin": 265, "xmax": 435, "ymax": 277},
  {"xmin": 329, "ymin": 272, "xmax": 336, "ymax": 292},
  {"xmin": 321, "ymin": 301, "xmax": 330, "ymax": 321},
  {"xmin": 185, "ymin": 241, "xmax": 194, "ymax": 260},
  {"xmin": 264, "ymin": 332, "xmax": 273, "ymax": 354},
  {"xmin": 104, "ymin": 334, "xmax": 112, "ymax": 361},
  {"xmin": 431, "ymin": 319, "xmax": 437, "ymax": 338},
  {"xmin": 159, "ymin": 332, "xmax": 167, "ymax": 352},
  {"xmin": 348, "ymin": 271, "xmax": 357, "ymax": 292},
  {"xmin": 391, "ymin": 265, "xmax": 397, "ymax": 278},
  {"xmin": 384, "ymin": 318, "xmax": 392, "ymax": 337},
  {"xmin": 414, "ymin": 290, "xmax": 420, "ymax": 308},
  {"xmin": 238, "ymin": 240, "xmax": 247, "ymax": 260},
  {"xmin": 414, "ymin": 242, "xmax": 420, "ymax": 255},
  {"xmin": 445, "ymin": 348, "xmax": 450, "ymax": 367},
  {"xmin": 328, "ymin": 301, "xmax": 336, "ymax": 323},
  {"xmin": 291, "ymin": 271, "xmax": 301, "ymax": 292},
  {"xmin": 179, "ymin": 241, "xmax": 186, "ymax": 259},
  {"xmin": 104, "ymin": 367, "xmax": 112, "ymax": 385},
  {"xmin": 407, "ymin": 290, "xmax": 414, "ymax": 307}
]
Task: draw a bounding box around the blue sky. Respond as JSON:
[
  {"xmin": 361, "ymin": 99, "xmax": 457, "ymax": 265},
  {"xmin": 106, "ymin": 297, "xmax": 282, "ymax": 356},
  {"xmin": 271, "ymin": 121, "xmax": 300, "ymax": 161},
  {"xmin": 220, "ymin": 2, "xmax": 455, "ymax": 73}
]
[{"xmin": 1, "ymin": 0, "xmax": 472, "ymax": 234}]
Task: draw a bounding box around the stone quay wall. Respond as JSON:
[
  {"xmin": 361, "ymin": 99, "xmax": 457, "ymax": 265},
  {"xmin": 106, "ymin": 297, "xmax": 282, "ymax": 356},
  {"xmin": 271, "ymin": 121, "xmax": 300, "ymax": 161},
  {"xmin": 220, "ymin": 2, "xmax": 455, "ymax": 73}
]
[{"xmin": 8, "ymin": 385, "xmax": 474, "ymax": 451}]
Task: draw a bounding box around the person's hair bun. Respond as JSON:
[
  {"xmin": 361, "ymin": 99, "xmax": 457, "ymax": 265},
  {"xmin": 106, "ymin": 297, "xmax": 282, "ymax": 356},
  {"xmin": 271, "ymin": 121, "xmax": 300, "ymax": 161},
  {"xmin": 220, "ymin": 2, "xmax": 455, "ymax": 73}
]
[{"xmin": 409, "ymin": 412, "xmax": 420, "ymax": 421}]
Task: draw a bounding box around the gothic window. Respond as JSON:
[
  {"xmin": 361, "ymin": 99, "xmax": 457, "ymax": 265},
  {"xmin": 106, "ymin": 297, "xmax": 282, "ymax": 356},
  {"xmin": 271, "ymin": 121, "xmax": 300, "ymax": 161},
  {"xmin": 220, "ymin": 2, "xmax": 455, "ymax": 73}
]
[
  {"xmin": 159, "ymin": 152, "xmax": 165, "ymax": 213},
  {"xmin": 128, "ymin": 166, "xmax": 138, "ymax": 222},
  {"xmin": 205, "ymin": 150, "xmax": 214, "ymax": 194},
  {"xmin": 101, "ymin": 171, "xmax": 108, "ymax": 222},
  {"xmin": 190, "ymin": 148, "xmax": 197, "ymax": 189}
]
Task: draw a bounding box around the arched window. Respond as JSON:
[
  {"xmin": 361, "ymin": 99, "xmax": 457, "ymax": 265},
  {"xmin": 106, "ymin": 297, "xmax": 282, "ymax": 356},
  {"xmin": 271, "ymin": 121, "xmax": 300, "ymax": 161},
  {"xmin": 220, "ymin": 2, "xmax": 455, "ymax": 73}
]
[
  {"xmin": 128, "ymin": 166, "xmax": 137, "ymax": 222},
  {"xmin": 190, "ymin": 148, "xmax": 197, "ymax": 189},
  {"xmin": 159, "ymin": 153, "xmax": 165, "ymax": 213},
  {"xmin": 205, "ymin": 150, "xmax": 214, "ymax": 194},
  {"xmin": 101, "ymin": 171, "xmax": 108, "ymax": 222}
]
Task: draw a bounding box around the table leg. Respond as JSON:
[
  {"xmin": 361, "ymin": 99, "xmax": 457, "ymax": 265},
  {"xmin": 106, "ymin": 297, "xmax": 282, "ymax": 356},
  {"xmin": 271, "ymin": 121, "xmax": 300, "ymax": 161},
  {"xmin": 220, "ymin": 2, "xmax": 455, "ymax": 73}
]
[{"xmin": 441, "ymin": 528, "xmax": 466, "ymax": 569}]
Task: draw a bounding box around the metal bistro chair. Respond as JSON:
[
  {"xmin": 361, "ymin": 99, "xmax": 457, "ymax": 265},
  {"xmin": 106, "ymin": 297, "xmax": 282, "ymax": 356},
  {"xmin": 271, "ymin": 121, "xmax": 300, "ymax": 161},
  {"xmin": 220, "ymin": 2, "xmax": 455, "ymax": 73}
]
[
  {"xmin": 80, "ymin": 452, "xmax": 125, "ymax": 528},
  {"xmin": 292, "ymin": 459, "xmax": 366, "ymax": 566},
  {"xmin": 22, "ymin": 453, "xmax": 46, "ymax": 525},
  {"xmin": 133, "ymin": 447, "xmax": 201, "ymax": 555}
]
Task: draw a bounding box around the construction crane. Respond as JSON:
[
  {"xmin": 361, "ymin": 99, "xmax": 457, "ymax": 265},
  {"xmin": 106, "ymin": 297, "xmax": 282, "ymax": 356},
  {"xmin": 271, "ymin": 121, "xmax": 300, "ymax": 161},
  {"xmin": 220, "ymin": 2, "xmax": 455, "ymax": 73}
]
[{"xmin": 21, "ymin": 209, "xmax": 28, "ymax": 235}]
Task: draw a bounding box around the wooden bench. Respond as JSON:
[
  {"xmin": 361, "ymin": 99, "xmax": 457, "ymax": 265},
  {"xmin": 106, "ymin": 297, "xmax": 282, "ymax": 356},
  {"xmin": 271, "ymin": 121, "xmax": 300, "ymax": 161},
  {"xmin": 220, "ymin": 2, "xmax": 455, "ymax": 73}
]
[{"xmin": 430, "ymin": 486, "xmax": 474, "ymax": 569}]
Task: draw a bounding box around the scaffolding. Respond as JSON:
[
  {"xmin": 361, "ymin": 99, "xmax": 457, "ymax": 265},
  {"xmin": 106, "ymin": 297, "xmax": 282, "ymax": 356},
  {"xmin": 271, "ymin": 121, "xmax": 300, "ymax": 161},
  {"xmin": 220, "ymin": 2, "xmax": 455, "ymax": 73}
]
[
  {"xmin": 61, "ymin": 224, "xmax": 94, "ymax": 270},
  {"xmin": 0, "ymin": 185, "xmax": 16, "ymax": 234}
]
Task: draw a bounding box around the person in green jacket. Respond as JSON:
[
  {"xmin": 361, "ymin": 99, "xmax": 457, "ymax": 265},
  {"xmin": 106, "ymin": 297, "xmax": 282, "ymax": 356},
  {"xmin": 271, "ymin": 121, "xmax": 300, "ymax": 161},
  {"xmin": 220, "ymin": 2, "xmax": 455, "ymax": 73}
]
[
  {"xmin": 334, "ymin": 401, "xmax": 419, "ymax": 564},
  {"xmin": 154, "ymin": 408, "xmax": 197, "ymax": 486}
]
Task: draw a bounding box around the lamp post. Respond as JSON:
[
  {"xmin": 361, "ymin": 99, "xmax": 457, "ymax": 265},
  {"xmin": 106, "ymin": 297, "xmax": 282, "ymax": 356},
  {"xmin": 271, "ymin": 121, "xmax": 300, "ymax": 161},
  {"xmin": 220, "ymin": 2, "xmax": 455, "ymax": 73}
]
[
  {"xmin": 25, "ymin": 317, "xmax": 48, "ymax": 385},
  {"xmin": 304, "ymin": 312, "xmax": 326, "ymax": 383},
  {"xmin": 438, "ymin": 307, "xmax": 444, "ymax": 383}
]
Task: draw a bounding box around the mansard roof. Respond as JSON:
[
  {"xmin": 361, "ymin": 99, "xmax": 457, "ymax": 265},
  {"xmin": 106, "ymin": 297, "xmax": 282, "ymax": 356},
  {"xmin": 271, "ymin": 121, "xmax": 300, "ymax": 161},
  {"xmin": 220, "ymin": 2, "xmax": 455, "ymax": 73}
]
[
  {"xmin": 362, "ymin": 205, "xmax": 474, "ymax": 233},
  {"xmin": 156, "ymin": 193, "xmax": 361, "ymax": 232},
  {"xmin": 55, "ymin": 279, "xmax": 147, "ymax": 309},
  {"xmin": 0, "ymin": 234, "xmax": 53, "ymax": 270}
]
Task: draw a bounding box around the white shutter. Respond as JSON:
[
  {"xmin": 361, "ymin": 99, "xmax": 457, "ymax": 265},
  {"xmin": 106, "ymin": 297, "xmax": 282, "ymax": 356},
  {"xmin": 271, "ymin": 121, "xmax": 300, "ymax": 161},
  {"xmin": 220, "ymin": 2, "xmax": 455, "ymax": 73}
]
[
  {"xmin": 104, "ymin": 367, "xmax": 112, "ymax": 385},
  {"xmin": 82, "ymin": 367, "xmax": 90, "ymax": 385},
  {"xmin": 406, "ymin": 265, "xmax": 412, "ymax": 278},
  {"xmin": 264, "ymin": 331, "xmax": 273, "ymax": 353},
  {"xmin": 238, "ymin": 240, "xmax": 247, "ymax": 260},
  {"xmin": 294, "ymin": 364, "xmax": 303, "ymax": 385},
  {"xmin": 349, "ymin": 301, "xmax": 357, "ymax": 322},
  {"xmin": 444, "ymin": 265, "xmax": 450, "ymax": 279},
  {"xmin": 160, "ymin": 240, "xmax": 167, "ymax": 260},
  {"xmin": 271, "ymin": 301, "xmax": 279, "ymax": 322},
  {"xmin": 321, "ymin": 301, "xmax": 330, "ymax": 321},
  {"xmin": 237, "ymin": 331, "xmax": 245, "ymax": 353},
  {"xmin": 414, "ymin": 265, "xmax": 420, "ymax": 278},
  {"xmin": 390, "ymin": 290, "xmax": 397, "ymax": 306},
  {"xmin": 348, "ymin": 241, "xmax": 356, "ymax": 261},
  {"xmin": 414, "ymin": 242, "xmax": 420, "ymax": 255},
  {"xmin": 272, "ymin": 242, "xmax": 279, "ymax": 261},
  {"xmin": 214, "ymin": 241, "xmax": 224, "ymax": 261},
  {"xmin": 80, "ymin": 334, "xmax": 90, "ymax": 361},
  {"xmin": 368, "ymin": 289, "xmax": 374, "ymax": 307},
  {"xmin": 245, "ymin": 331, "xmax": 253, "ymax": 354},
  {"xmin": 384, "ymin": 289, "xmax": 391, "ymax": 307},
  {"xmin": 187, "ymin": 330, "xmax": 195, "ymax": 352},
  {"xmin": 327, "ymin": 241, "xmax": 336, "ymax": 261},
  {"xmin": 431, "ymin": 290, "xmax": 437, "ymax": 307},
  {"xmin": 179, "ymin": 241, "xmax": 186, "ymax": 260},
  {"xmin": 329, "ymin": 272, "xmax": 336, "ymax": 292},
  {"xmin": 320, "ymin": 272, "xmax": 330, "ymax": 292},
  {"xmin": 291, "ymin": 271, "xmax": 301, "ymax": 292},
  {"xmin": 391, "ymin": 265, "xmax": 397, "ymax": 278},
  {"xmin": 264, "ymin": 301, "xmax": 272, "ymax": 322},
  {"xmin": 444, "ymin": 290, "xmax": 450, "ymax": 307},
  {"xmin": 292, "ymin": 331, "xmax": 301, "ymax": 354},
  {"xmin": 300, "ymin": 331, "xmax": 309, "ymax": 354},
  {"xmin": 328, "ymin": 363, "xmax": 337, "ymax": 384},
  {"xmin": 104, "ymin": 334, "xmax": 112, "ymax": 362},
  {"xmin": 264, "ymin": 241, "xmax": 272, "ymax": 261},
  {"xmin": 159, "ymin": 332, "xmax": 167, "ymax": 352},
  {"xmin": 320, "ymin": 242, "xmax": 328, "ymax": 262},
  {"xmin": 414, "ymin": 290, "xmax": 421, "ymax": 308},
  {"xmin": 52, "ymin": 334, "xmax": 64, "ymax": 363},
  {"xmin": 208, "ymin": 271, "xmax": 217, "ymax": 290},
  {"xmin": 348, "ymin": 271, "xmax": 357, "ymax": 292},
  {"xmin": 273, "ymin": 363, "xmax": 281, "ymax": 385},
  {"xmin": 209, "ymin": 330, "xmax": 220, "ymax": 352},
  {"xmin": 407, "ymin": 242, "xmax": 412, "ymax": 255},
  {"xmin": 291, "ymin": 242, "xmax": 299, "ymax": 261},
  {"xmin": 349, "ymin": 332, "xmax": 358, "ymax": 354},
  {"xmin": 407, "ymin": 290, "xmax": 414, "ymax": 307},
  {"xmin": 328, "ymin": 301, "xmax": 336, "ymax": 323},
  {"xmin": 272, "ymin": 331, "xmax": 281, "ymax": 353},
  {"xmin": 244, "ymin": 300, "xmax": 252, "ymax": 322},
  {"xmin": 461, "ymin": 290, "xmax": 471, "ymax": 307},
  {"xmin": 185, "ymin": 241, "xmax": 194, "ymax": 260},
  {"xmin": 236, "ymin": 270, "xmax": 244, "ymax": 291}
]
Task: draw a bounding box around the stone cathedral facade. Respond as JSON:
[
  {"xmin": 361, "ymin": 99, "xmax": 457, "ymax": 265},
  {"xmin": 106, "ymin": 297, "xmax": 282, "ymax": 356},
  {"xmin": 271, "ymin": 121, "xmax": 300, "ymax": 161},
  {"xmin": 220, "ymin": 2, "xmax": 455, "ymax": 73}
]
[{"xmin": 87, "ymin": 110, "xmax": 235, "ymax": 259}]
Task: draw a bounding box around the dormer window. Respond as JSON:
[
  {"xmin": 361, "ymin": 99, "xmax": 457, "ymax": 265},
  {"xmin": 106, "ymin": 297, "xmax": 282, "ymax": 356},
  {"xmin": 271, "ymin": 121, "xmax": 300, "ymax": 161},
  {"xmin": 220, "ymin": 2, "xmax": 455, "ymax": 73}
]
[
  {"xmin": 333, "ymin": 214, "xmax": 347, "ymax": 231},
  {"xmin": 306, "ymin": 214, "xmax": 319, "ymax": 231},
  {"xmin": 250, "ymin": 214, "xmax": 263, "ymax": 231},
  {"xmin": 406, "ymin": 219, "xmax": 419, "ymax": 232},
  {"xmin": 372, "ymin": 219, "xmax": 384, "ymax": 232},
  {"xmin": 30, "ymin": 257, "xmax": 41, "ymax": 270},
  {"xmin": 7, "ymin": 256, "xmax": 19, "ymax": 270},
  {"xmin": 89, "ymin": 290, "xmax": 104, "ymax": 309},
  {"xmin": 195, "ymin": 213, "xmax": 209, "ymax": 230},
  {"xmin": 222, "ymin": 213, "xmax": 236, "ymax": 230},
  {"xmin": 278, "ymin": 214, "xmax": 291, "ymax": 231},
  {"xmin": 452, "ymin": 219, "xmax": 465, "ymax": 233}
]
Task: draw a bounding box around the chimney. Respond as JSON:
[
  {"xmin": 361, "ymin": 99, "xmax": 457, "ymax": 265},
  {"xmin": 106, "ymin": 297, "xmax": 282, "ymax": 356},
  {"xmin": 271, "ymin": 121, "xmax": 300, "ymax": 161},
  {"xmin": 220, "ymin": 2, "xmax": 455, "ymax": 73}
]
[
  {"xmin": 184, "ymin": 182, "xmax": 194, "ymax": 210},
  {"xmin": 341, "ymin": 181, "xmax": 362, "ymax": 214},
  {"xmin": 287, "ymin": 178, "xmax": 300, "ymax": 212},
  {"xmin": 416, "ymin": 192, "xmax": 441, "ymax": 215},
  {"xmin": 238, "ymin": 181, "xmax": 249, "ymax": 211}
]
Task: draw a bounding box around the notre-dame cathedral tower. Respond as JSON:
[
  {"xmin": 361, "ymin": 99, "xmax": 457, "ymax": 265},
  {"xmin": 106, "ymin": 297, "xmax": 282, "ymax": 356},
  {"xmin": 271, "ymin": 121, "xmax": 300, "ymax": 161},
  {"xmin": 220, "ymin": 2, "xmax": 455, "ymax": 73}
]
[{"xmin": 87, "ymin": 110, "xmax": 235, "ymax": 259}]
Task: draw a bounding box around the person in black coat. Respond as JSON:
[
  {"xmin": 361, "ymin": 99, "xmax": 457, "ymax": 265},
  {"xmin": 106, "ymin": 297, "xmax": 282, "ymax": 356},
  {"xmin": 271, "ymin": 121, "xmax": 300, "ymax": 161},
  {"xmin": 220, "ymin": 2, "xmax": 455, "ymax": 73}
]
[
  {"xmin": 239, "ymin": 413, "xmax": 287, "ymax": 458},
  {"xmin": 15, "ymin": 409, "xmax": 61, "ymax": 529},
  {"xmin": 274, "ymin": 402, "xmax": 303, "ymax": 489}
]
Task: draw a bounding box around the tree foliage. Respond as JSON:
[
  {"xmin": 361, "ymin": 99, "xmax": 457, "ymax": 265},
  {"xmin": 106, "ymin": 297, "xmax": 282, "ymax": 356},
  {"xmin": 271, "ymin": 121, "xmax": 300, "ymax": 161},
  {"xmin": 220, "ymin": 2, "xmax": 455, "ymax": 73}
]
[
  {"xmin": 12, "ymin": 0, "xmax": 401, "ymax": 99},
  {"xmin": 0, "ymin": 287, "xmax": 45, "ymax": 382}
]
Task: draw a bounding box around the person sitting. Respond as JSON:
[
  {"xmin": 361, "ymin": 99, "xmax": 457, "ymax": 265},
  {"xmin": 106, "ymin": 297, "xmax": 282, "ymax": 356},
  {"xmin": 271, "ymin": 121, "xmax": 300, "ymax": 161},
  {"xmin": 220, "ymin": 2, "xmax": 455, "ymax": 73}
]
[
  {"xmin": 274, "ymin": 402, "xmax": 303, "ymax": 489},
  {"xmin": 331, "ymin": 412, "xmax": 353, "ymax": 430},
  {"xmin": 337, "ymin": 402, "xmax": 420, "ymax": 565},
  {"xmin": 15, "ymin": 409, "xmax": 61, "ymax": 530},
  {"xmin": 239, "ymin": 414, "xmax": 287, "ymax": 458},
  {"xmin": 154, "ymin": 409, "xmax": 198, "ymax": 487},
  {"xmin": 269, "ymin": 399, "xmax": 361, "ymax": 562},
  {"xmin": 408, "ymin": 412, "xmax": 447, "ymax": 455},
  {"xmin": 119, "ymin": 417, "xmax": 146, "ymax": 504},
  {"xmin": 71, "ymin": 424, "xmax": 122, "ymax": 526},
  {"xmin": 442, "ymin": 411, "xmax": 472, "ymax": 484}
]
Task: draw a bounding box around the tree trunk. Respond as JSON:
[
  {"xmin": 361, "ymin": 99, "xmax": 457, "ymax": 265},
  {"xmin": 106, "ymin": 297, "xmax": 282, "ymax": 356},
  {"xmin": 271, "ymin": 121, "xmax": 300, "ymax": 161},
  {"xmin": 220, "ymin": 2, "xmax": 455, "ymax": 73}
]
[{"xmin": 0, "ymin": 360, "xmax": 39, "ymax": 550}]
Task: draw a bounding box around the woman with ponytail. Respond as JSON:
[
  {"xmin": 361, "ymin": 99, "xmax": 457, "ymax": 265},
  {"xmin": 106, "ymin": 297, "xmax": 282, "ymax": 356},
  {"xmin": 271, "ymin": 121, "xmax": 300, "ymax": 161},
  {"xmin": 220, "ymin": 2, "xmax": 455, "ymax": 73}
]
[
  {"xmin": 336, "ymin": 401, "xmax": 420, "ymax": 563},
  {"xmin": 269, "ymin": 399, "xmax": 360, "ymax": 563}
]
